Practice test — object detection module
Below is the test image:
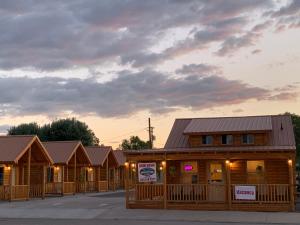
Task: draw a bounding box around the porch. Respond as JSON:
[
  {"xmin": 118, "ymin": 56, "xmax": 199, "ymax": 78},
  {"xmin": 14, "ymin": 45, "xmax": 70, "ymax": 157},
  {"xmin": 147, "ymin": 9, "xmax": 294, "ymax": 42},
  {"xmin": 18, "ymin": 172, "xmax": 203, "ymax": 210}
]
[{"xmin": 125, "ymin": 150, "xmax": 296, "ymax": 211}]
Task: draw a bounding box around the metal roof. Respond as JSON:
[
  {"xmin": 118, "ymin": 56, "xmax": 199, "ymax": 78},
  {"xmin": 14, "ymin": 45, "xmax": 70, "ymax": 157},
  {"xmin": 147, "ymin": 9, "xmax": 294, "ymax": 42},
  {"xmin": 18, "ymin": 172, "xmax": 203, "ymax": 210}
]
[
  {"xmin": 43, "ymin": 141, "xmax": 91, "ymax": 164},
  {"xmin": 184, "ymin": 116, "xmax": 272, "ymax": 134},
  {"xmin": 85, "ymin": 146, "xmax": 112, "ymax": 166},
  {"xmin": 113, "ymin": 150, "xmax": 126, "ymax": 166},
  {"xmin": 165, "ymin": 115, "xmax": 296, "ymax": 149},
  {"xmin": 0, "ymin": 135, "xmax": 53, "ymax": 163}
]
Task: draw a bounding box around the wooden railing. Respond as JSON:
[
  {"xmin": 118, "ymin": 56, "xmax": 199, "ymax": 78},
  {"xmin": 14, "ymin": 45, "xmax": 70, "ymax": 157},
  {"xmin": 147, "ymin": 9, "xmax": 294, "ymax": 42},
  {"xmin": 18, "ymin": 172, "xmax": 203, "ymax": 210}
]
[
  {"xmin": 76, "ymin": 182, "xmax": 86, "ymax": 193},
  {"xmin": 231, "ymin": 184, "xmax": 290, "ymax": 203},
  {"xmin": 129, "ymin": 184, "xmax": 164, "ymax": 202},
  {"xmin": 98, "ymin": 181, "xmax": 108, "ymax": 192},
  {"xmin": 86, "ymin": 181, "xmax": 96, "ymax": 192},
  {"xmin": 0, "ymin": 185, "xmax": 10, "ymax": 200},
  {"xmin": 45, "ymin": 182, "xmax": 62, "ymax": 194},
  {"xmin": 0, "ymin": 185, "xmax": 29, "ymax": 200},
  {"xmin": 167, "ymin": 184, "xmax": 226, "ymax": 202},
  {"xmin": 30, "ymin": 184, "xmax": 43, "ymax": 198},
  {"xmin": 64, "ymin": 182, "xmax": 75, "ymax": 194}
]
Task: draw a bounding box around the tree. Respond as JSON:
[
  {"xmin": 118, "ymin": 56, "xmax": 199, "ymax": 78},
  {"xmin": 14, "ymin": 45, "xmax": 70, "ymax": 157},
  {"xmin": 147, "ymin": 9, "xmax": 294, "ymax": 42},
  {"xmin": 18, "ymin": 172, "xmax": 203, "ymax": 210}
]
[
  {"xmin": 121, "ymin": 136, "xmax": 150, "ymax": 150},
  {"xmin": 283, "ymin": 112, "xmax": 300, "ymax": 161},
  {"xmin": 8, "ymin": 118, "xmax": 99, "ymax": 146},
  {"xmin": 8, "ymin": 123, "xmax": 40, "ymax": 136}
]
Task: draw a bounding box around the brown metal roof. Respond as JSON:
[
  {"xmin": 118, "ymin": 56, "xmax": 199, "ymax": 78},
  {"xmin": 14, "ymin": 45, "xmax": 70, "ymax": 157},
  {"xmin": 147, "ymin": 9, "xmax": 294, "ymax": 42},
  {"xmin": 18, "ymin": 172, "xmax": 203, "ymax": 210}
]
[
  {"xmin": 184, "ymin": 116, "xmax": 272, "ymax": 134},
  {"xmin": 85, "ymin": 146, "xmax": 112, "ymax": 166},
  {"xmin": 113, "ymin": 150, "xmax": 126, "ymax": 166},
  {"xmin": 165, "ymin": 115, "xmax": 296, "ymax": 149},
  {"xmin": 125, "ymin": 145, "xmax": 295, "ymax": 154},
  {"xmin": 0, "ymin": 135, "xmax": 53, "ymax": 164},
  {"xmin": 43, "ymin": 141, "xmax": 90, "ymax": 164}
]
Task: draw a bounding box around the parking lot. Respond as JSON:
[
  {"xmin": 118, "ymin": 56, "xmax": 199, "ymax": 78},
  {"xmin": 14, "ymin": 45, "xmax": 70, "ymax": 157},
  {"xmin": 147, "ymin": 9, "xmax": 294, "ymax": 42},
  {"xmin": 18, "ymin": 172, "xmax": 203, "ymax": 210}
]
[{"xmin": 0, "ymin": 191, "xmax": 300, "ymax": 225}]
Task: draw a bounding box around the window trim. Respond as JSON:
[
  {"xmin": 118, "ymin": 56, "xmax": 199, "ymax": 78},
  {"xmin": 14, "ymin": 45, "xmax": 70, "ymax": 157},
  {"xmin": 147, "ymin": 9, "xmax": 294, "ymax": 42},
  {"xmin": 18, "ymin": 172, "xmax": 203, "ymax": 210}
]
[
  {"xmin": 202, "ymin": 135, "xmax": 213, "ymax": 145},
  {"xmin": 221, "ymin": 134, "xmax": 233, "ymax": 145},
  {"xmin": 242, "ymin": 134, "xmax": 255, "ymax": 145}
]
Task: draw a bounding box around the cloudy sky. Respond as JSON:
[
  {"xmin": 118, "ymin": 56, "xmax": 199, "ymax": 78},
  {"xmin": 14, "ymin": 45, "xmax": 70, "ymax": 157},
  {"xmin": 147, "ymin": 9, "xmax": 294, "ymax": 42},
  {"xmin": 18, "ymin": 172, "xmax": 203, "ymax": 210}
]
[{"xmin": 0, "ymin": 0, "xmax": 299, "ymax": 148}]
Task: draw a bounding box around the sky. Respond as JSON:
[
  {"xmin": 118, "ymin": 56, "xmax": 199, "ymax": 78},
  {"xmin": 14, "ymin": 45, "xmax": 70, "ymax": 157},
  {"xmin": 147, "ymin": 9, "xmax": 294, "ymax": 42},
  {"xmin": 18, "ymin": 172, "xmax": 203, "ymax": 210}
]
[{"xmin": 0, "ymin": 0, "xmax": 299, "ymax": 148}]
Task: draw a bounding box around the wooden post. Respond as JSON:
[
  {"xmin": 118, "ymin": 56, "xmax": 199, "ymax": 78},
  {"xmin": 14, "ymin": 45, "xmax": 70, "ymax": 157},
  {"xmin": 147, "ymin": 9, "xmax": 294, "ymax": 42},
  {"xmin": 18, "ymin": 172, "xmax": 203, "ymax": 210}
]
[
  {"xmin": 226, "ymin": 161, "xmax": 232, "ymax": 210},
  {"xmin": 61, "ymin": 165, "xmax": 65, "ymax": 196},
  {"xmin": 27, "ymin": 148, "xmax": 31, "ymax": 200},
  {"xmin": 163, "ymin": 160, "xmax": 167, "ymax": 209},
  {"xmin": 125, "ymin": 163, "xmax": 129, "ymax": 208},
  {"xmin": 74, "ymin": 152, "xmax": 76, "ymax": 194},
  {"xmin": 289, "ymin": 158, "xmax": 295, "ymax": 211},
  {"xmin": 84, "ymin": 167, "xmax": 87, "ymax": 193},
  {"xmin": 106, "ymin": 159, "xmax": 109, "ymax": 191},
  {"xmin": 9, "ymin": 165, "xmax": 13, "ymax": 202},
  {"xmin": 66, "ymin": 165, "xmax": 69, "ymax": 182},
  {"xmin": 41, "ymin": 165, "xmax": 46, "ymax": 199},
  {"xmin": 98, "ymin": 166, "xmax": 101, "ymax": 192}
]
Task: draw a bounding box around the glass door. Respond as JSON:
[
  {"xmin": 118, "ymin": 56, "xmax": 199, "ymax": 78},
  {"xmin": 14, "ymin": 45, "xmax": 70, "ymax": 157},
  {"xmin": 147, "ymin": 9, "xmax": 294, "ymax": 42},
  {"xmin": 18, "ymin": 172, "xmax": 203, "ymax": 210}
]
[{"xmin": 207, "ymin": 162, "xmax": 225, "ymax": 202}]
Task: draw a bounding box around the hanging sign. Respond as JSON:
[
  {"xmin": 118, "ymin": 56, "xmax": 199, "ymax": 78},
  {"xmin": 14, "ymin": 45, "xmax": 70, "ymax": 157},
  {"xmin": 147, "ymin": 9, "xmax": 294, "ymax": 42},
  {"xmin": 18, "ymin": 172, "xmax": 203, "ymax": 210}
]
[
  {"xmin": 138, "ymin": 162, "xmax": 157, "ymax": 182},
  {"xmin": 234, "ymin": 185, "xmax": 256, "ymax": 200}
]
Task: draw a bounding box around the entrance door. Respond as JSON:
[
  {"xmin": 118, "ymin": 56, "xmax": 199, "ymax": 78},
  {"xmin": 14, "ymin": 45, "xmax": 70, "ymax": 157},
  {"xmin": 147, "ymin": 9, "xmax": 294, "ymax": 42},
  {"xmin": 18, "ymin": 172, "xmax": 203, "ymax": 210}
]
[{"xmin": 207, "ymin": 162, "xmax": 225, "ymax": 202}]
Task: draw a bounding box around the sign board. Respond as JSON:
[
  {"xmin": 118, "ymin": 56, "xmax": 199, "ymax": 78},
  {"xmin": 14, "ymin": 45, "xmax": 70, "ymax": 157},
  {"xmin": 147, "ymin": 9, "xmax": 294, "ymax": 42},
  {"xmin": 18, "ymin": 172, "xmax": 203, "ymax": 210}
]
[
  {"xmin": 234, "ymin": 185, "xmax": 256, "ymax": 200},
  {"xmin": 138, "ymin": 162, "xmax": 157, "ymax": 182}
]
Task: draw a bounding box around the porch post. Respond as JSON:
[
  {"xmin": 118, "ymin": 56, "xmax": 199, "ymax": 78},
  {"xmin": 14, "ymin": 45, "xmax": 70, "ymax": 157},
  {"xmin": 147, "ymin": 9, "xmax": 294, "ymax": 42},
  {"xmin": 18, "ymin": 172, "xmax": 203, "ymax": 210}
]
[
  {"xmin": 9, "ymin": 164, "xmax": 13, "ymax": 202},
  {"xmin": 98, "ymin": 166, "xmax": 101, "ymax": 192},
  {"xmin": 41, "ymin": 165, "xmax": 46, "ymax": 199},
  {"xmin": 125, "ymin": 162, "xmax": 129, "ymax": 208},
  {"xmin": 66, "ymin": 165, "xmax": 69, "ymax": 182},
  {"xmin": 74, "ymin": 152, "xmax": 76, "ymax": 194},
  {"xmin": 288, "ymin": 158, "xmax": 295, "ymax": 211},
  {"xmin": 84, "ymin": 166, "xmax": 87, "ymax": 193},
  {"xmin": 106, "ymin": 159, "xmax": 109, "ymax": 191},
  {"xmin": 27, "ymin": 147, "xmax": 31, "ymax": 200},
  {"xmin": 163, "ymin": 160, "xmax": 167, "ymax": 209},
  {"xmin": 225, "ymin": 161, "xmax": 232, "ymax": 209},
  {"xmin": 61, "ymin": 165, "xmax": 65, "ymax": 196}
]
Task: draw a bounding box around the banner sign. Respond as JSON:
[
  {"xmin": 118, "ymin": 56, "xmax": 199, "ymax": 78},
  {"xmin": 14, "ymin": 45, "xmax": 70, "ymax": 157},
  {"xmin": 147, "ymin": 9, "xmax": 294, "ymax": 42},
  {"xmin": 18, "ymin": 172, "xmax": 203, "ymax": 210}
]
[
  {"xmin": 138, "ymin": 162, "xmax": 157, "ymax": 182},
  {"xmin": 234, "ymin": 185, "xmax": 256, "ymax": 200}
]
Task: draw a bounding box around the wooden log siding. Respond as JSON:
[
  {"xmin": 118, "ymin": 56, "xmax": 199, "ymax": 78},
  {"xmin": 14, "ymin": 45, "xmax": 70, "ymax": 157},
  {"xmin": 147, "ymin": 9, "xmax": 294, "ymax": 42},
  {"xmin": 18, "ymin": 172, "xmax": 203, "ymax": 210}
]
[{"xmin": 125, "ymin": 155, "xmax": 295, "ymax": 211}]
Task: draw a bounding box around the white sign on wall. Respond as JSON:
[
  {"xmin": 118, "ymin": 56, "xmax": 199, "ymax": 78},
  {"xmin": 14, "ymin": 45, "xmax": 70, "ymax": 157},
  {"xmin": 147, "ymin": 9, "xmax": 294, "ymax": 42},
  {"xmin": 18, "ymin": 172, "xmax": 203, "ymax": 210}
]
[
  {"xmin": 234, "ymin": 185, "xmax": 256, "ymax": 200},
  {"xmin": 138, "ymin": 162, "xmax": 157, "ymax": 182}
]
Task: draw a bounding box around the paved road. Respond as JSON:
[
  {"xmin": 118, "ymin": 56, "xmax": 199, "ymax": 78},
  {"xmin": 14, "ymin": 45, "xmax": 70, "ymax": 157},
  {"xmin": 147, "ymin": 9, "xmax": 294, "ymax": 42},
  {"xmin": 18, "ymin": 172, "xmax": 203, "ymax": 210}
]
[{"xmin": 0, "ymin": 191, "xmax": 299, "ymax": 225}]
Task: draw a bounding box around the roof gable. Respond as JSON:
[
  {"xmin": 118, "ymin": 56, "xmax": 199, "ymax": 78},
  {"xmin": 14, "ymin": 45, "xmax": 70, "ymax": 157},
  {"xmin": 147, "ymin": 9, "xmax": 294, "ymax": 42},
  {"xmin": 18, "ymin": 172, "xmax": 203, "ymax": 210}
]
[
  {"xmin": 43, "ymin": 141, "xmax": 86, "ymax": 164},
  {"xmin": 85, "ymin": 146, "xmax": 112, "ymax": 166},
  {"xmin": 113, "ymin": 150, "xmax": 126, "ymax": 166}
]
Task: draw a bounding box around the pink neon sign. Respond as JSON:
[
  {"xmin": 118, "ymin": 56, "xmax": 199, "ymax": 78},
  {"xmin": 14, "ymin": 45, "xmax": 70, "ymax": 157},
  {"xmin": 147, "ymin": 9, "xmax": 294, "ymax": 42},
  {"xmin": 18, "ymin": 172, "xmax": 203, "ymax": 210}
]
[{"xmin": 184, "ymin": 165, "xmax": 193, "ymax": 171}]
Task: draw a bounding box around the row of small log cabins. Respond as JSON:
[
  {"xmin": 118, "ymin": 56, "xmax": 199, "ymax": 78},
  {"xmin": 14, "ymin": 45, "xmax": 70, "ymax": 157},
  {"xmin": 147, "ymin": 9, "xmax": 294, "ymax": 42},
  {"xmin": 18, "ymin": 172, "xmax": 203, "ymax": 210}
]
[
  {"xmin": 0, "ymin": 137, "xmax": 125, "ymax": 201},
  {"xmin": 124, "ymin": 115, "xmax": 297, "ymax": 212}
]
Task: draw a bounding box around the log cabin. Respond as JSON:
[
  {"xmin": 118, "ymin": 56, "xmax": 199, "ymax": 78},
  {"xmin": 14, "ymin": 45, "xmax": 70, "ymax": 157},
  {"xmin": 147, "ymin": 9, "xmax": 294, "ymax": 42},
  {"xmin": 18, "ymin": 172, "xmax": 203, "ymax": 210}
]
[
  {"xmin": 0, "ymin": 135, "xmax": 53, "ymax": 201},
  {"xmin": 85, "ymin": 146, "xmax": 119, "ymax": 192},
  {"xmin": 113, "ymin": 150, "xmax": 126, "ymax": 189},
  {"xmin": 124, "ymin": 115, "xmax": 296, "ymax": 212},
  {"xmin": 43, "ymin": 141, "xmax": 92, "ymax": 195}
]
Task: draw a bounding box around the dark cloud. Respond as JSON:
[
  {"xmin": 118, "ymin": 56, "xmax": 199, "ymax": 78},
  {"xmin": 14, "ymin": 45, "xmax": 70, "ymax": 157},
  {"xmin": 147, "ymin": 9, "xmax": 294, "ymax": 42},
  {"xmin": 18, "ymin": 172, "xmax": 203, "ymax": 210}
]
[
  {"xmin": 0, "ymin": 0, "xmax": 277, "ymax": 71},
  {"xmin": 0, "ymin": 70, "xmax": 274, "ymax": 118},
  {"xmin": 175, "ymin": 63, "xmax": 222, "ymax": 76},
  {"xmin": 252, "ymin": 49, "xmax": 262, "ymax": 54}
]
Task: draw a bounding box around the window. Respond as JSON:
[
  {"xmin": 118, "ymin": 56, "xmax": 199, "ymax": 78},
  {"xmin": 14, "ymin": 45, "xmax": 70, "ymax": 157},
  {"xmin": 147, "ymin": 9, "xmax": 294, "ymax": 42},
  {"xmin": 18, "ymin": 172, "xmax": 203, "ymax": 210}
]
[
  {"xmin": 221, "ymin": 135, "xmax": 233, "ymax": 145},
  {"xmin": 242, "ymin": 134, "xmax": 255, "ymax": 144},
  {"xmin": 247, "ymin": 160, "xmax": 265, "ymax": 184},
  {"xmin": 202, "ymin": 135, "xmax": 213, "ymax": 145},
  {"xmin": 0, "ymin": 167, "xmax": 3, "ymax": 185}
]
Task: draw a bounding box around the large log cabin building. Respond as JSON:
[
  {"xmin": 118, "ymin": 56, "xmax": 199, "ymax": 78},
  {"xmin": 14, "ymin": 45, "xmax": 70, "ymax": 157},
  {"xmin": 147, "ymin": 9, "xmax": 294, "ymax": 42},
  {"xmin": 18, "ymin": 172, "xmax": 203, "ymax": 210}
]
[{"xmin": 125, "ymin": 115, "xmax": 296, "ymax": 211}]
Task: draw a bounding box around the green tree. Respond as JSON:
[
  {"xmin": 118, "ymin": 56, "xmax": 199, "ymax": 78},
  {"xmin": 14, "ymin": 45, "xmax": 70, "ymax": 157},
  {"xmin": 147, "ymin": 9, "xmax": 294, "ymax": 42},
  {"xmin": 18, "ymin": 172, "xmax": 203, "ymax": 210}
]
[
  {"xmin": 283, "ymin": 112, "xmax": 300, "ymax": 161},
  {"xmin": 121, "ymin": 136, "xmax": 150, "ymax": 150},
  {"xmin": 8, "ymin": 118, "xmax": 99, "ymax": 146},
  {"xmin": 8, "ymin": 122, "xmax": 40, "ymax": 135}
]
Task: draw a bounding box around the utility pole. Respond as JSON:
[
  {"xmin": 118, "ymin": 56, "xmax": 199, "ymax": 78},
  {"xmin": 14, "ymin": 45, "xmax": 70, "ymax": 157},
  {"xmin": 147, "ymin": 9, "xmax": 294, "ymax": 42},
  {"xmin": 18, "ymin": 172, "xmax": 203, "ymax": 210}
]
[{"xmin": 148, "ymin": 118, "xmax": 154, "ymax": 149}]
